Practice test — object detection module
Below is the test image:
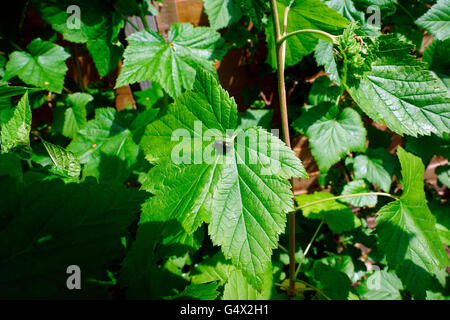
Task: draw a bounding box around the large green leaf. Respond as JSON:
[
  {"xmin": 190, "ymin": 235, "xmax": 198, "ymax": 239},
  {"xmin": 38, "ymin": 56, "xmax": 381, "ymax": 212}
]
[
  {"xmin": 0, "ymin": 178, "xmax": 146, "ymax": 299},
  {"xmin": 345, "ymin": 35, "xmax": 450, "ymax": 137},
  {"xmin": 140, "ymin": 71, "xmax": 307, "ymax": 289},
  {"xmin": 204, "ymin": 0, "xmax": 242, "ymax": 30},
  {"xmin": 296, "ymin": 192, "xmax": 361, "ymax": 233},
  {"xmin": 376, "ymin": 147, "xmax": 449, "ymax": 298},
  {"xmin": 116, "ymin": 23, "xmax": 225, "ymax": 98},
  {"xmin": 0, "ymin": 93, "xmax": 31, "ymax": 154},
  {"xmin": 293, "ymin": 103, "xmax": 366, "ymax": 172},
  {"xmin": 352, "ymin": 148, "xmax": 397, "ymax": 192},
  {"xmin": 266, "ymin": 0, "xmax": 349, "ymax": 69},
  {"xmin": 416, "ymin": 0, "xmax": 450, "ymax": 41},
  {"xmin": 3, "ymin": 39, "xmax": 70, "ymax": 93}
]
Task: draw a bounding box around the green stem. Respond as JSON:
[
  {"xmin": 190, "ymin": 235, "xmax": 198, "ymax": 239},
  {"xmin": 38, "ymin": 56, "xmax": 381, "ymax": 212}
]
[
  {"xmin": 8, "ymin": 39, "xmax": 23, "ymax": 52},
  {"xmin": 295, "ymin": 192, "xmax": 398, "ymax": 211},
  {"xmin": 126, "ymin": 17, "xmax": 141, "ymax": 32},
  {"xmin": 270, "ymin": 0, "xmax": 296, "ymax": 297},
  {"xmin": 294, "ymin": 220, "xmax": 324, "ymax": 278},
  {"xmin": 140, "ymin": 10, "xmax": 151, "ymax": 32},
  {"xmin": 278, "ymin": 29, "xmax": 337, "ymax": 46},
  {"xmin": 278, "ymin": 243, "xmax": 289, "ymax": 254},
  {"xmin": 293, "ymin": 279, "xmax": 332, "ymax": 300}
]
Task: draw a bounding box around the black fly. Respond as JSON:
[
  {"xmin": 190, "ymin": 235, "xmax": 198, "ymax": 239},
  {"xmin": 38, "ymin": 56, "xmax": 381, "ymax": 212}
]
[{"xmin": 213, "ymin": 140, "xmax": 233, "ymax": 155}]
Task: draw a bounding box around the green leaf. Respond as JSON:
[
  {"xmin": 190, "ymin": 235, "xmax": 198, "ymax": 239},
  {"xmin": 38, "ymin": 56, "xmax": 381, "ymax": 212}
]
[
  {"xmin": 223, "ymin": 265, "xmax": 273, "ymax": 300},
  {"xmin": 416, "ymin": 0, "xmax": 450, "ymax": 41},
  {"xmin": 237, "ymin": 109, "xmax": 273, "ymax": 130},
  {"xmin": 116, "ymin": 23, "xmax": 225, "ymax": 98},
  {"xmin": 204, "ymin": 0, "xmax": 242, "ymax": 30},
  {"xmin": 293, "ymin": 103, "xmax": 366, "ymax": 172},
  {"xmin": 134, "ymin": 84, "xmax": 165, "ymax": 109},
  {"xmin": 33, "ymin": 0, "xmax": 124, "ymax": 77},
  {"xmin": 353, "ymin": 148, "xmax": 397, "ymax": 192},
  {"xmin": 345, "ymin": 35, "xmax": 450, "ymax": 137},
  {"xmin": 315, "ymin": 40, "xmax": 341, "ymax": 85},
  {"xmin": 0, "ymin": 152, "xmax": 23, "ymax": 181},
  {"xmin": 266, "ymin": 0, "xmax": 349, "ymax": 69},
  {"xmin": 42, "ymin": 140, "xmax": 81, "ymax": 178},
  {"xmin": 313, "ymin": 262, "xmax": 350, "ymax": 299},
  {"xmin": 86, "ymin": 40, "xmax": 124, "ymax": 78},
  {"xmin": 4, "ymin": 39, "xmax": 70, "ymax": 93},
  {"xmin": 423, "ymin": 39, "xmax": 450, "ymax": 75},
  {"xmin": 357, "ymin": 269, "xmax": 403, "ymax": 300},
  {"xmin": 353, "ymin": 0, "xmax": 397, "ymax": 13},
  {"xmin": 165, "ymin": 282, "xmax": 220, "ymax": 300},
  {"xmin": 238, "ymin": 0, "xmax": 266, "ymax": 29},
  {"xmin": 316, "ymin": 255, "xmax": 355, "ymax": 280},
  {"xmin": 376, "ymin": 147, "xmax": 449, "ymax": 298},
  {"xmin": 324, "ymin": 0, "xmax": 365, "ymax": 23},
  {"xmin": 67, "ymin": 108, "xmax": 152, "ymax": 183},
  {"xmin": 423, "ymin": 39, "xmax": 450, "ymax": 89},
  {"xmin": 140, "ymin": 71, "xmax": 307, "ymax": 289},
  {"xmin": 341, "ymin": 179, "xmax": 377, "ymax": 207},
  {"xmin": 120, "ymin": 218, "xmax": 200, "ymax": 299},
  {"xmin": 296, "ymin": 192, "xmax": 361, "ymax": 233},
  {"xmin": 429, "ymin": 200, "xmax": 450, "ymax": 246},
  {"xmin": 0, "ymin": 178, "xmax": 146, "ymax": 299},
  {"xmin": 1, "ymin": 93, "xmax": 31, "ymax": 153},
  {"xmin": 405, "ymin": 134, "xmax": 450, "ymax": 164},
  {"xmin": 436, "ymin": 164, "xmax": 450, "ymax": 188},
  {"xmin": 191, "ymin": 252, "xmax": 273, "ymax": 299},
  {"xmin": 308, "ymin": 75, "xmax": 341, "ymax": 105},
  {"xmin": 53, "ymin": 93, "xmax": 93, "ymax": 138},
  {"xmin": 191, "ymin": 252, "xmax": 233, "ymax": 285}
]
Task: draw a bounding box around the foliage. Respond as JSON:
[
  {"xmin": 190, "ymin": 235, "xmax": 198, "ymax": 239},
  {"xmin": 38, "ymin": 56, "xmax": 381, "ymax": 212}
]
[{"xmin": 0, "ymin": 0, "xmax": 448, "ymax": 301}]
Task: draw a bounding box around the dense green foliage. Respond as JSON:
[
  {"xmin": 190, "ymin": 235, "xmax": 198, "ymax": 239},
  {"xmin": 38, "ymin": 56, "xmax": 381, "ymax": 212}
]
[{"xmin": 0, "ymin": 0, "xmax": 448, "ymax": 300}]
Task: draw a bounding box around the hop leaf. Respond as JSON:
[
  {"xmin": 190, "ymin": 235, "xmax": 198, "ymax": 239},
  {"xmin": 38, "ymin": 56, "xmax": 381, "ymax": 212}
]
[{"xmin": 139, "ymin": 71, "xmax": 307, "ymax": 288}]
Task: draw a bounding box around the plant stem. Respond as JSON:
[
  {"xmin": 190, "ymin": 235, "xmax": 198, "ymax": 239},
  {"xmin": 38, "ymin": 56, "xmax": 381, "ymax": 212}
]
[
  {"xmin": 295, "ymin": 192, "xmax": 398, "ymax": 211},
  {"xmin": 278, "ymin": 29, "xmax": 337, "ymax": 46},
  {"xmin": 294, "ymin": 220, "xmax": 324, "ymax": 278},
  {"xmin": 270, "ymin": 0, "xmax": 297, "ymax": 297},
  {"xmin": 140, "ymin": 10, "xmax": 151, "ymax": 32},
  {"xmin": 294, "ymin": 279, "xmax": 332, "ymax": 300},
  {"xmin": 126, "ymin": 17, "xmax": 141, "ymax": 32},
  {"xmin": 278, "ymin": 243, "xmax": 289, "ymax": 254}
]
